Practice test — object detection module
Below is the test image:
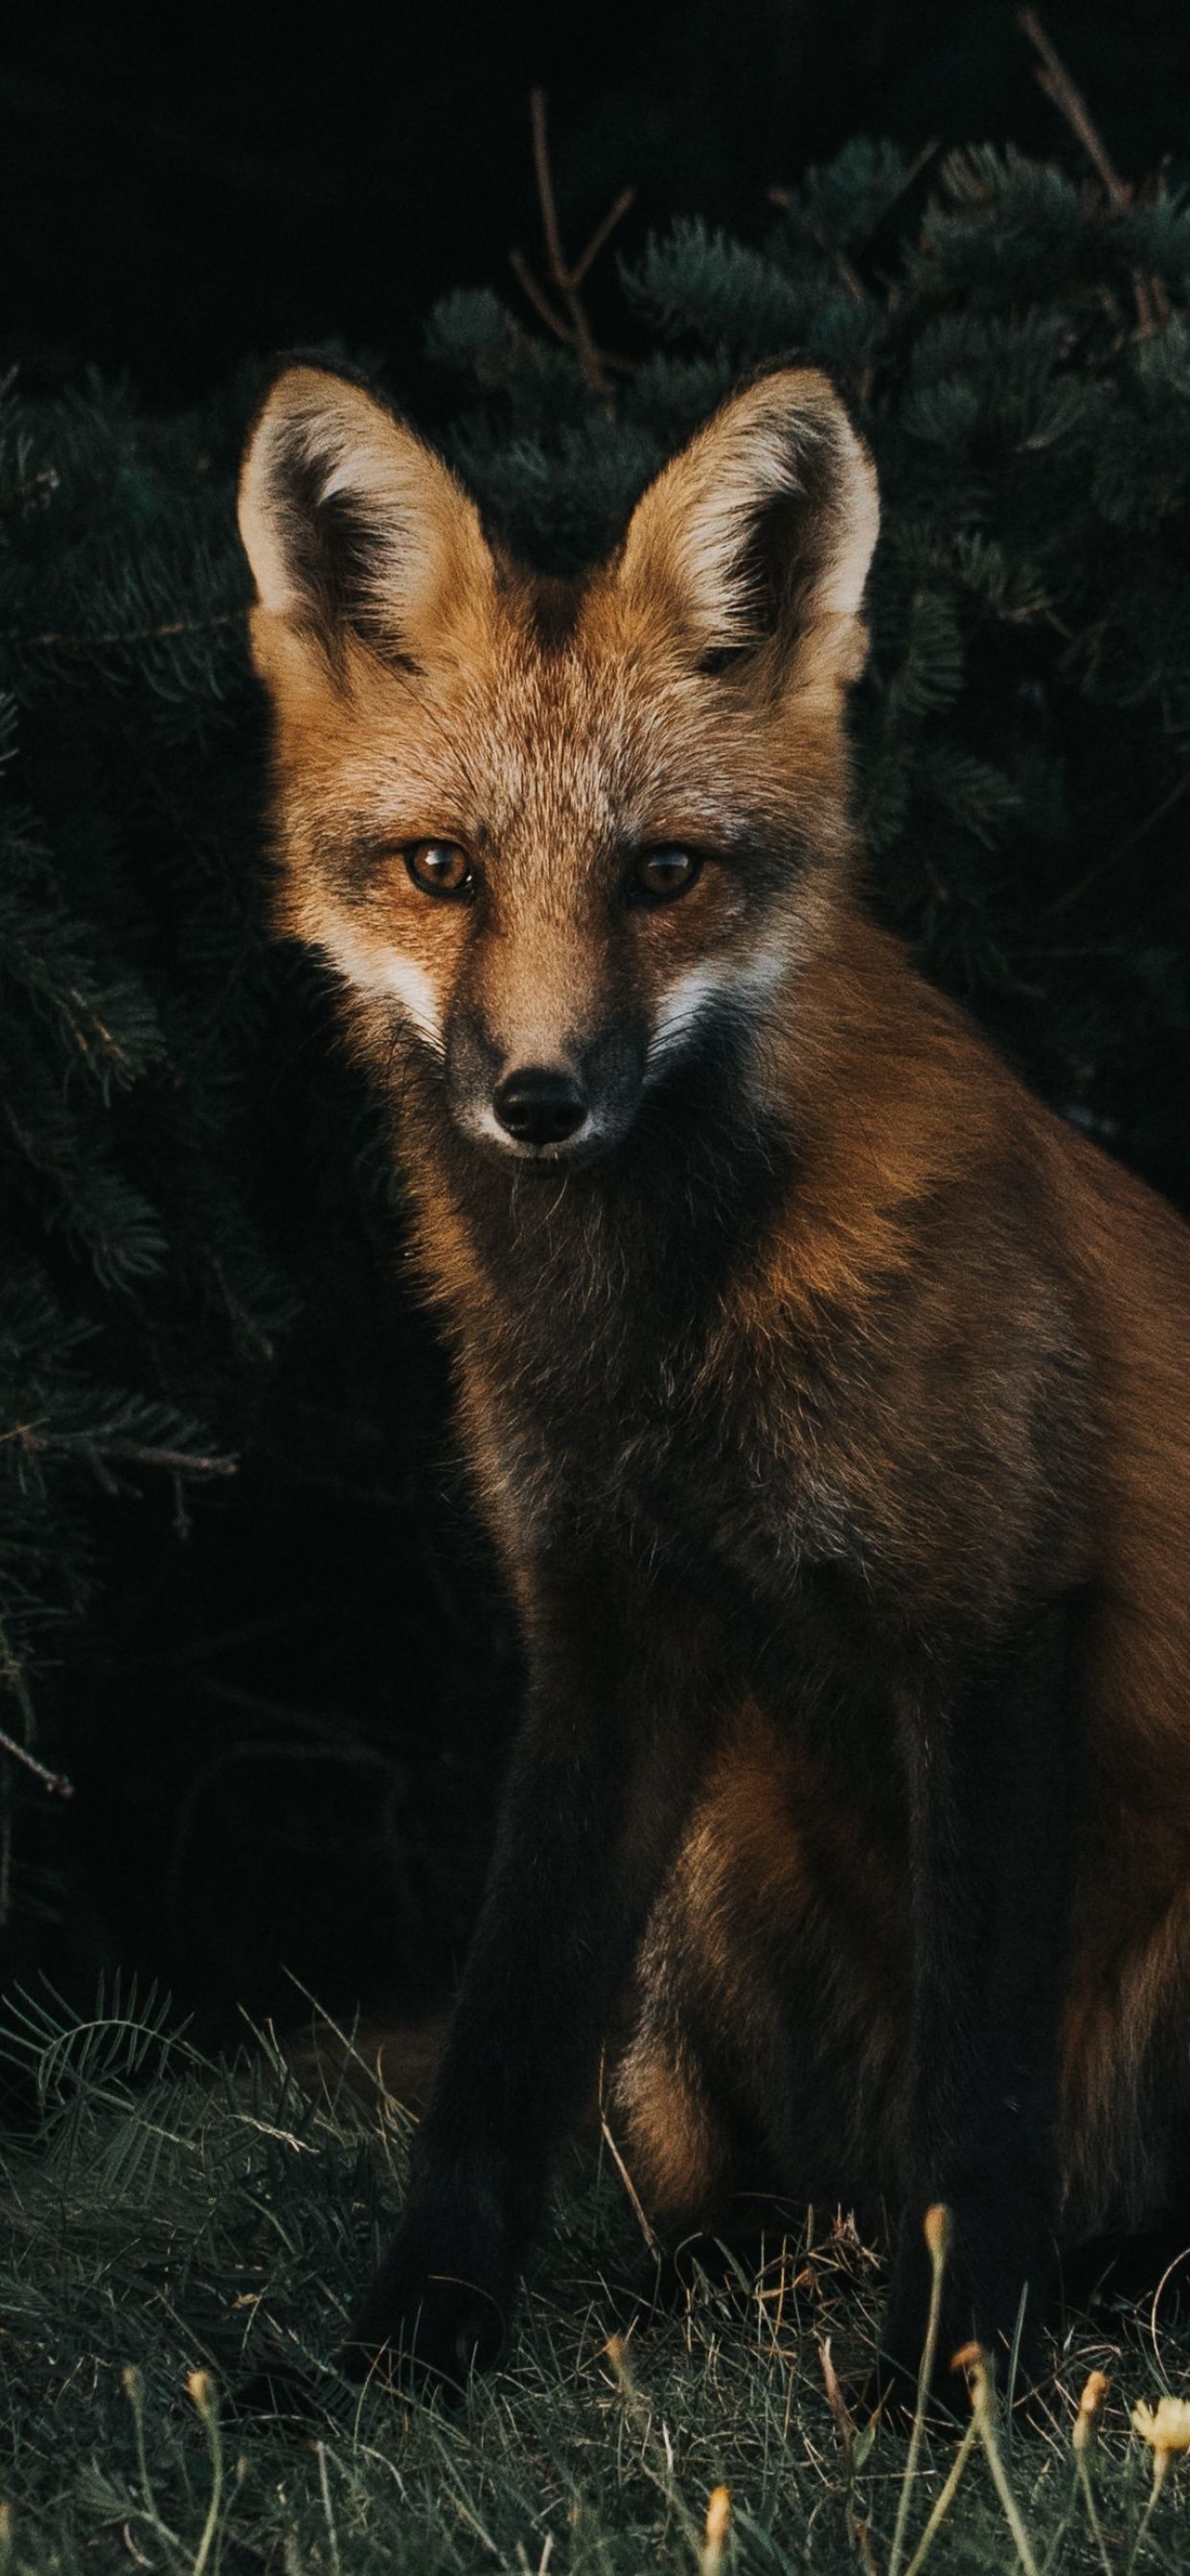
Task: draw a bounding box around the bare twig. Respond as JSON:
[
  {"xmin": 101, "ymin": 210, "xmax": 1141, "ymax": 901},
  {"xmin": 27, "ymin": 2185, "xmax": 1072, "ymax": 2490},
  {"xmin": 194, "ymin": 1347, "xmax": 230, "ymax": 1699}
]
[
  {"xmin": 531, "ymin": 86, "xmax": 576, "ymax": 286},
  {"xmin": 1018, "ymin": 9, "xmax": 1165, "ymax": 331},
  {"xmin": 1018, "ymin": 9, "xmax": 1129, "ymax": 207},
  {"xmin": 10, "ymin": 1418, "xmax": 236, "ymax": 1512},
  {"xmin": 0, "ymin": 1722, "xmax": 75, "ymax": 1800},
  {"xmin": 570, "ymin": 182, "xmax": 637, "ymax": 291},
  {"xmin": 508, "ymin": 247, "xmax": 636, "ymax": 378},
  {"xmin": 0, "ymin": 1767, "xmax": 10, "ymax": 1925},
  {"xmin": 12, "ymin": 1423, "xmax": 237, "ymax": 1483},
  {"xmin": 510, "ymin": 89, "xmax": 636, "ymax": 410},
  {"xmin": 507, "ymin": 245, "xmax": 575, "ymax": 346},
  {"xmin": 1, "ymin": 610, "xmax": 242, "ymax": 654},
  {"xmin": 1041, "ymin": 768, "xmax": 1190, "ymax": 918}
]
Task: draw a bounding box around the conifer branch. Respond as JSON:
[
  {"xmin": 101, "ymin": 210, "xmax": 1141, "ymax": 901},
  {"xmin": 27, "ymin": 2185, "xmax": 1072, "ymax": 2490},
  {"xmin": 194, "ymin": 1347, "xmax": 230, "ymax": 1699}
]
[{"xmin": 509, "ymin": 89, "xmax": 636, "ymax": 411}]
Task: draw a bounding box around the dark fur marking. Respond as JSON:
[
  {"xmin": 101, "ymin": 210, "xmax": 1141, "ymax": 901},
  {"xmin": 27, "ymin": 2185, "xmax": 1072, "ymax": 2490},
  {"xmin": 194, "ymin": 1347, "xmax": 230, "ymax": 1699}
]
[
  {"xmin": 729, "ymin": 426, "xmax": 844, "ymax": 660},
  {"xmin": 526, "ymin": 573, "xmax": 585, "ymax": 655}
]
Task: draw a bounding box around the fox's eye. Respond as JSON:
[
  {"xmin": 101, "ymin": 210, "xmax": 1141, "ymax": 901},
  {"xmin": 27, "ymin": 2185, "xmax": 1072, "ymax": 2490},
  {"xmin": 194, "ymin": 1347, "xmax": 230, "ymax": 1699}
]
[
  {"xmin": 632, "ymin": 846, "xmax": 702, "ymax": 905},
  {"xmin": 405, "ymin": 840, "xmax": 472, "ymax": 898}
]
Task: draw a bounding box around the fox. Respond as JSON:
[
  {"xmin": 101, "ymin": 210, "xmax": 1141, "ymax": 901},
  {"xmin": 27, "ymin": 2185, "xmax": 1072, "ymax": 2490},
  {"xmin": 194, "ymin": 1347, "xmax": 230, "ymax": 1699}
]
[{"xmin": 238, "ymin": 356, "xmax": 1190, "ymax": 2407}]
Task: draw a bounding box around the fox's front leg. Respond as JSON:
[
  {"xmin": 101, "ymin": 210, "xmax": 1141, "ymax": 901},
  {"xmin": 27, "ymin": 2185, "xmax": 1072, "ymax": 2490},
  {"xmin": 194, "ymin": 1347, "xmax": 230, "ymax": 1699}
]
[
  {"xmin": 345, "ymin": 1559, "xmax": 714, "ymax": 2384},
  {"xmin": 881, "ymin": 1591, "xmax": 1086, "ymax": 2408}
]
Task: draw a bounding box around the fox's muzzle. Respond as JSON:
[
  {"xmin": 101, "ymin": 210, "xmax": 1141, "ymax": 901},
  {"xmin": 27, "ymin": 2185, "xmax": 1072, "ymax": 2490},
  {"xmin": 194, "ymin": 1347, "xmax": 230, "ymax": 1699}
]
[{"xmin": 446, "ymin": 1010, "xmax": 648, "ymax": 1162}]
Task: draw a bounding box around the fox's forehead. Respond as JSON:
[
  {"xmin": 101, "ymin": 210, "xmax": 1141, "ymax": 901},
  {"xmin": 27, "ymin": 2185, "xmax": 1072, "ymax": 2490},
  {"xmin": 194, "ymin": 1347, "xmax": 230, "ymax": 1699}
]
[{"xmin": 337, "ymin": 613, "xmax": 754, "ymax": 860}]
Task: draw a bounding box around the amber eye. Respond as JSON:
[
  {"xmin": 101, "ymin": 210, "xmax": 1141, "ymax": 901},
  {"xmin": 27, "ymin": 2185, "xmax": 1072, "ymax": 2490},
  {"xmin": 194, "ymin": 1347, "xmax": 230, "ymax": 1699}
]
[
  {"xmin": 631, "ymin": 845, "xmax": 702, "ymax": 905},
  {"xmin": 405, "ymin": 840, "xmax": 473, "ymax": 898}
]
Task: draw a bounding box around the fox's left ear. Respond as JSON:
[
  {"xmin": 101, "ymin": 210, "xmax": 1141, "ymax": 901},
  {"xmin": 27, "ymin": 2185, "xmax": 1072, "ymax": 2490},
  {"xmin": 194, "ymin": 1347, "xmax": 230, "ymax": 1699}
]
[
  {"xmin": 238, "ymin": 362, "xmax": 494, "ymax": 676},
  {"xmin": 616, "ymin": 369, "xmax": 879, "ymax": 679}
]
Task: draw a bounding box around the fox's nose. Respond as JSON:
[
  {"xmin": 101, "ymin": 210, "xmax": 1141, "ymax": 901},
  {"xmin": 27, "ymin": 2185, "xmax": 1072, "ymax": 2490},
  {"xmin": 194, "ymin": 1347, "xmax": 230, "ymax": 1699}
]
[{"xmin": 493, "ymin": 1065, "xmax": 588, "ymax": 1146}]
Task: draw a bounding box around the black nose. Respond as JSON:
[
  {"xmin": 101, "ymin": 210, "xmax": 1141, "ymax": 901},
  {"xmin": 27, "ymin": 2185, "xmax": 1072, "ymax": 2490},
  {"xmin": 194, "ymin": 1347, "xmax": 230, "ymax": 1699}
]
[{"xmin": 492, "ymin": 1065, "xmax": 588, "ymax": 1145}]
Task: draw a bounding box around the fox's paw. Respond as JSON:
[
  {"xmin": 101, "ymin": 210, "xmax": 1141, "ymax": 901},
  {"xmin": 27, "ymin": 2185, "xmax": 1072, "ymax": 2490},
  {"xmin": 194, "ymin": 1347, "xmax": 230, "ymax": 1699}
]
[
  {"xmin": 880, "ymin": 2213, "xmax": 1048, "ymax": 2427},
  {"xmin": 342, "ymin": 2220, "xmax": 513, "ymax": 2391},
  {"xmin": 869, "ymin": 2340, "xmax": 970, "ymax": 2435}
]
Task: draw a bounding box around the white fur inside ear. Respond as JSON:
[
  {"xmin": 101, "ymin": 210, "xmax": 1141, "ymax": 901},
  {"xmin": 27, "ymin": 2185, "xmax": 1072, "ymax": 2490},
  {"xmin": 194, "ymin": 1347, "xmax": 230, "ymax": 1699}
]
[
  {"xmin": 668, "ymin": 419, "xmax": 798, "ymax": 646},
  {"xmin": 238, "ymin": 447, "xmax": 302, "ymax": 620},
  {"xmin": 239, "ymin": 367, "xmax": 488, "ymax": 632},
  {"xmin": 619, "ymin": 372, "xmax": 880, "ymax": 649},
  {"xmin": 815, "ymin": 419, "xmax": 881, "ymax": 621}
]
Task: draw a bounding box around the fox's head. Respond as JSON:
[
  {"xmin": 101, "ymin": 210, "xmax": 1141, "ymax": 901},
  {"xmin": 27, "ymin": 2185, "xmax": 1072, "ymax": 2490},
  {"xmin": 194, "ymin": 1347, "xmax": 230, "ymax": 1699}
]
[{"xmin": 239, "ymin": 362, "xmax": 878, "ymax": 1165}]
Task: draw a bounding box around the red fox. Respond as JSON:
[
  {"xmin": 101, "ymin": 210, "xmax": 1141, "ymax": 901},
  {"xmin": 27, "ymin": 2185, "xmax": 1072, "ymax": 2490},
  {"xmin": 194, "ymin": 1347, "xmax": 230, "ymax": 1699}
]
[{"xmin": 239, "ymin": 358, "xmax": 1190, "ymax": 2404}]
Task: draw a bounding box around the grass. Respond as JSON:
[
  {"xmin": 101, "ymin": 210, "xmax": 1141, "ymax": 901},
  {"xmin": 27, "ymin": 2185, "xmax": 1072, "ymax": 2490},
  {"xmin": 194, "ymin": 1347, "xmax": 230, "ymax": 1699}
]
[{"xmin": 0, "ymin": 1986, "xmax": 1188, "ymax": 2574}]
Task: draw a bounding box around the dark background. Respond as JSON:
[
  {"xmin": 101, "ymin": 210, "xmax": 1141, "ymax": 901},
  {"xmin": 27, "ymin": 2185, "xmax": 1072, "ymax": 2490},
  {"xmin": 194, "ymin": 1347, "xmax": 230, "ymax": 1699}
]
[
  {"xmin": 5, "ymin": 0, "xmax": 1187, "ymax": 413},
  {"xmin": 5, "ymin": 0, "xmax": 1185, "ymax": 2040}
]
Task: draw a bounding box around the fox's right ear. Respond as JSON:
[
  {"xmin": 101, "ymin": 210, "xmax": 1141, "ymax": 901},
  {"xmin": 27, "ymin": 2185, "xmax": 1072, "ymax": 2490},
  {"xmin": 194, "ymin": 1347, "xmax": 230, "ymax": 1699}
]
[
  {"xmin": 616, "ymin": 368, "xmax": 879, "ymax": 680},
  {"xmin": 238, "ymin": 363, "xmax": 494, "ymax": 677}
]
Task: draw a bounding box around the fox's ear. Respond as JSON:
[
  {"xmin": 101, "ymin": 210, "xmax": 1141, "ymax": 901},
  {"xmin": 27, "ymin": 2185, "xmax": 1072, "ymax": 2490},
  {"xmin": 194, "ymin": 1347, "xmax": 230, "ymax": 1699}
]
[
  {"xmin": 238, "ymin": 363, "xmax": 493, "ymax": 666},
  {"xmin": 616, "ymin": 369, "xmax": 879, "ymax": 676}
]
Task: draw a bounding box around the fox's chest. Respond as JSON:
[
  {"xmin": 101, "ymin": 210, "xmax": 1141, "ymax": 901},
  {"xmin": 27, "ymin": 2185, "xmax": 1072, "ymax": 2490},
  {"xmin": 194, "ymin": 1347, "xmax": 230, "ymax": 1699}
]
[
  {"xmin": 460, "ymin": 1315, "xmax": 908, "ymax": 1748},
  {"xmin": 460, "ymin": 1300, "xmax": 858, "ymax": 1601}
]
